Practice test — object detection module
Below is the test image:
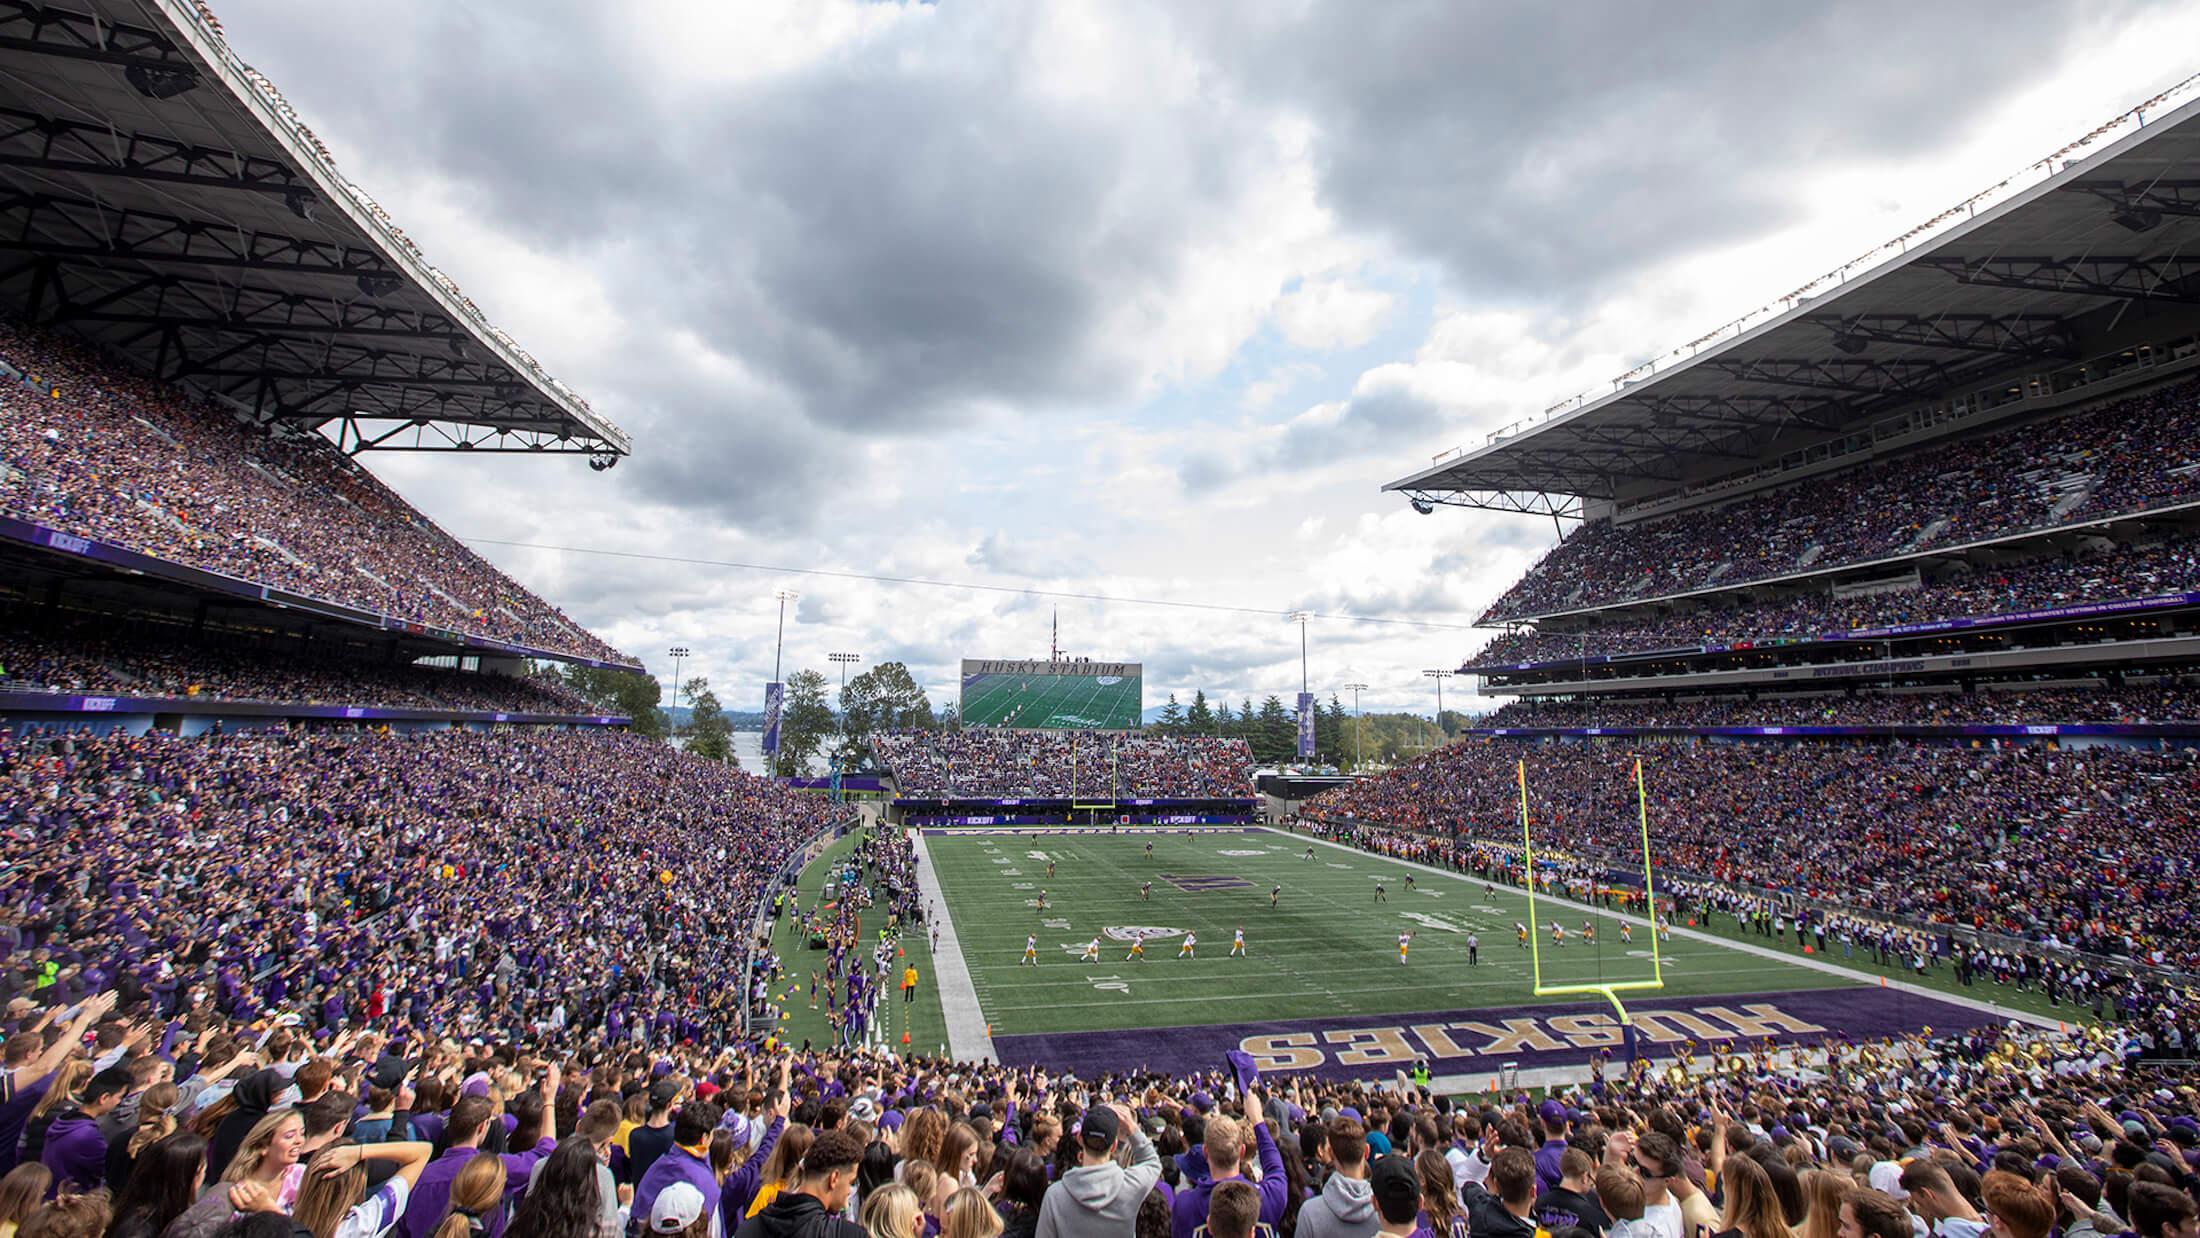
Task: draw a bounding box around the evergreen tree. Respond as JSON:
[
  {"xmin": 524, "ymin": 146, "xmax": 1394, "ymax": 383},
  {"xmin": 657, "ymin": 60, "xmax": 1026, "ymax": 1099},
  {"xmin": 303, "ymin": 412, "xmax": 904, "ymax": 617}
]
[
  {"xmin": 1214, "ymin": 702, "xmax": 1236, "ymax": 735},
  {"xmin": 1254, "ymin": 694, "xmax": 1293, "ymax": 764},
  {"xmin": 1158, "ymin": 693, "xmax": 1184, "ymax": 735},
  {"xmin": 1186, "ymin": 690, "xmax": 1214, "ymax": 736}
]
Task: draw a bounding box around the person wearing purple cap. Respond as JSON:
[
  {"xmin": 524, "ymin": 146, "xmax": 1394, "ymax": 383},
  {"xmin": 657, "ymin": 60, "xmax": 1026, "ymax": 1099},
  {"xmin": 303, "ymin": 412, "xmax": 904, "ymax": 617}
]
[{"xmin": 1533, "ymin": 1101, "xmax": 1570, "ymax": 1194}]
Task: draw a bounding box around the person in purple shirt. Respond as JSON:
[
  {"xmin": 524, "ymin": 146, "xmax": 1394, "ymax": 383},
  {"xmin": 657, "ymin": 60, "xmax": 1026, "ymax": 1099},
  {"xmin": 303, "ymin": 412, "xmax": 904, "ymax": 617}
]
[
  {"xmin": 398, "ymin": 1068, "xmax": 560, "ymax": 1238},
  {"xmin": 1169, "ymin": 1092, "xmax": 1287, "ymax": 1238},
  {"xmin": 41, "ymin": 1067, "xmax": 130, "ymax": 1194},
  {"xmin": 0, "ymin": 993, "xmax": 116, "ymax": 1175},
  {"xmin": 1532, "ymin": 1101, "xmax": 1570, "ymax": 1194}
]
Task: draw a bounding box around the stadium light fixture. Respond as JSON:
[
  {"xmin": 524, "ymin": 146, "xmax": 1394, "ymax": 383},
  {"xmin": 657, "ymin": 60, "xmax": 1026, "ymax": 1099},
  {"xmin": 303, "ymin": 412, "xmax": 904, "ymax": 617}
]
[
  {"xmin": 829, "ymin": 652, "xmax": 861, "ymax": 739},
  {"xmin": 284, "ymin": 188, "xmax": 316, "ymax": 222},
  {"xmin": 1410, "ymin": 497, "xmax": 1435, "ymax": 515},
  {"xmin": 668, "ymin": 646, "xmax": 692, "ymax": 715},
  {"xmin": 1423, "ymin": 669, "xmax": 1452, "ymax": 750}
]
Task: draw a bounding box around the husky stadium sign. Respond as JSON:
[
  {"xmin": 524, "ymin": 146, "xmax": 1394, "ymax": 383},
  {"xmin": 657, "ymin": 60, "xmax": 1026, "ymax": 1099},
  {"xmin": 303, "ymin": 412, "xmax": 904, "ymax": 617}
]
[{"xmin": 989, "ymin": 987, "xmax": 2019, "ymax": 1081}]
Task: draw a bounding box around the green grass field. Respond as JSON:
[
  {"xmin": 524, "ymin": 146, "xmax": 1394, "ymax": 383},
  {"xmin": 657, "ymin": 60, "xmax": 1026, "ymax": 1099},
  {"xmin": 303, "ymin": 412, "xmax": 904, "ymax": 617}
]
[
  {"xmin": 924, "ymin": 827, "xmax": 1858, "ymax": 1037},
  {"xmin": 959, "ymin": 672, "xmax": 1142, "ymax": 730},
  {"xmin": 764, "ymin": 829, "xmax": 956, "ymax": 1055}
]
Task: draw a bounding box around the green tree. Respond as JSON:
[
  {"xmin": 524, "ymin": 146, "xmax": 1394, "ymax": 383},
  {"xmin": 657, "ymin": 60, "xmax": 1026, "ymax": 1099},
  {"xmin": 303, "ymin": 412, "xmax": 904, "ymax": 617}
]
[
  {"xmin": 1319, "ymin": 694, "xmax": 1348, "ymax": 767},
  {"xmin": 1186, "ymin": 690, "xmax": 1214, "ymax": 736},
  {"xmin": 679, "ymin": 678, "xmax": 734, "ymax": 763},
  {"xmin": 775, "ymin": 668, "xmax": 835, "ymax": 776},
  {"xmin": 557, "ymin": 663, "xmax": 669, "ymax": 739},
  {"xmin": 1213, "ymin": 701, "xmax": 1235, "ymax": 735},
  {"xmin": 840, "ymin": 661, "xmax": 934, "ymax": 752},
  {"xmin": 1253, "ymin": 694, "xmax": 1293, "ymax": 764},
  {"xmin": 1157, "ymin": 693, "xmax": 1184, "ymax": 735},
  {"xmin": 1238, "ymin": 698, "xmax": 1256, "ymax": 743}
]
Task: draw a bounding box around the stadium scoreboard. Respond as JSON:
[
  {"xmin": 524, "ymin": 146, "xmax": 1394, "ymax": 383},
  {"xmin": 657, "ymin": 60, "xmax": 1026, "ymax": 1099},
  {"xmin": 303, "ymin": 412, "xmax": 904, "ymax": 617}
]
[{"xmin": 960, "ymin": 659, "xmax": 1143, "ymax": 730}]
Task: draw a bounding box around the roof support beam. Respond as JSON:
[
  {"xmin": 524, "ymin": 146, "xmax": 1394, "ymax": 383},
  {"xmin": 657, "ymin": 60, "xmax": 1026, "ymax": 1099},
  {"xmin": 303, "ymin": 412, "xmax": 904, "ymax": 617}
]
[
  {"xmin": 1917, "ymin": 254, "xmax": 2200, "ymax": 304},
  {"xmin": 0, "ymin": 107, "xmax": 303, "ymax": 196},
  {"xmin": 0, "ymin": 191, "xmax": 400, "ymax": 282},
  {"xmin": 1801, "ymin": 311, "xmax": 2081, "ymax": 361}
]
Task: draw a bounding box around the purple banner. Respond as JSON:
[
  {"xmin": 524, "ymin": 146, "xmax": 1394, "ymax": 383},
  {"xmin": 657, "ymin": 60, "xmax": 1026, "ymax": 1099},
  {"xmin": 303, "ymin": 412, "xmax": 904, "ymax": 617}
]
[
  {"xmin": 1297, "ymin": 691, "xmax": 1317, "ymax": 758},
  {"xmin": 990, "ymin": 985, "xmax": 2006, "ymax": 1081},
  {"xmin": 761, "ymin": 682, "xmax": 785, "ymax": 753}
]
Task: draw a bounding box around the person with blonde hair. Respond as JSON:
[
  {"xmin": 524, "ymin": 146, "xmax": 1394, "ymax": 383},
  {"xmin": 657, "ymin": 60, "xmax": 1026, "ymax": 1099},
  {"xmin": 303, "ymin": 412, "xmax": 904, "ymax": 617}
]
[
  {"xmin": 742, "ymin": 1127, "xmax": 813, "ymax": 1220},
  {"xmin": 859, "ymin": 1185, "xmax": 921, "ymax": 1238},
  {"xmin": 1798, "ymin": 1169, "xmax": 1848, "ymax": 1238},
  {"xmin": 0, "ymin": 1165, "xmax": 52, "ymax": 1238},
  {"xmin": 1718, "ymin": 1157, "xmax": 1795, "ymax": 1238},
  {"xmin": 433, "ymin": 1154, "xmax": 519, "ymax": 1238},
  {"xmin": 289, "ymin": 1140, "xmax": 437, "ymax": 1238},
  {"xmin": 939, "ymin": 1191, "xmax": 1000, "ymax": 1238},
  {"xmin": 219, "ymin": 1110, "xmax": 306, "ymax": 1210}
]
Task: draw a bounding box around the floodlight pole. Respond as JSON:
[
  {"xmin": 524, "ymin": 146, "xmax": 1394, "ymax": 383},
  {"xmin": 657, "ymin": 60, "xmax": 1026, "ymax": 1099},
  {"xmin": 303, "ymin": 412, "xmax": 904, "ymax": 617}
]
[
  {"xmin": 829, "ymin": 652, "xmax": 861, "ymax": 741},
  {"xmin": 668, "ymin": 646, "xmax": 691, "ymax": 719},
  {"xmin": 1287, "ymin": 611, "xmax": 1312, "ymax": 695},
  {"xmin": 1423, "ymin": 669, "xmax": 1450, "ymax": 751},
  {"xmin": 1343, "ymin": 682, "xmax": 1368, "ymax": 770}
]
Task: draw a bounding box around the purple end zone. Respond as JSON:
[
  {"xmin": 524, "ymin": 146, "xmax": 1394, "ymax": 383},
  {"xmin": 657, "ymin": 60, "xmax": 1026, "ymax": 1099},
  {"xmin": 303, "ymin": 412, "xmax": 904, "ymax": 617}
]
[{"xmin": 989, "ymin": 986, "xmax": 2013, "ymax": 1081}]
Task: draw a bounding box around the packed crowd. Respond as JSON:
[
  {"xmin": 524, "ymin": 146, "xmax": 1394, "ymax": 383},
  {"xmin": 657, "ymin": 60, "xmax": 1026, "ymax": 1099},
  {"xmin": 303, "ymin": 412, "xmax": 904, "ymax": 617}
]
[
  {"xmin": 0, "ymin": 728, "xmax": 840, "ymax": 1051},
  {"xmin": 1483, "ymin": 375, "xmax": 2200, "ymax": 622},
  {"xmin": 867, "ymin": 733, "xmax": 1255, "ymax": 800},
  {"xmin": 1465, "ymin": 538, "xmax": 2200, "ymax": 669},
  {"xmin": 1478, "ymin": 684, "xmax": 2200, "ymax": 730},
  {"xmin": 0, "ymin": 321, "xmax": 634, "ymax": 665},
  {"xmin": 0, "ymin": 970, "xmax": 2195, "ymax": 1238},
  {"xmin": 0, "ymin": 619, "xmax": 609, "ymax": 716},
  {"xmin": 1304, "ymin": 739, "xmax": 2200, "ymax": 971}
]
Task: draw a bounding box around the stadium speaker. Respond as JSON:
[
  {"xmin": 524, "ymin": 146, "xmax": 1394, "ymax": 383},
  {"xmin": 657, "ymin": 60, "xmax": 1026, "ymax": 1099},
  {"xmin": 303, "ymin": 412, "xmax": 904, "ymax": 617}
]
[
  {"xmin": 1831, "ymin": 332, "xmax": 1869, "ymax": 355},
  {"xmin": 125, "ymin": 64, "xmax": 199, "ymax": 100},
  {"xmin": 285, "ymin": 189, "xmax": 317, "ymax": 221},
  {"xmin": 1410, "ymin": 497, "xmax": 1435, "ymax": 515},
  {"xmin": 2110, "ymin": 204, "xmax": 2162, "ymax": 233},
  {"xmin": 356, "ymin": 274, "xmax": 404, "ymax": 298}
]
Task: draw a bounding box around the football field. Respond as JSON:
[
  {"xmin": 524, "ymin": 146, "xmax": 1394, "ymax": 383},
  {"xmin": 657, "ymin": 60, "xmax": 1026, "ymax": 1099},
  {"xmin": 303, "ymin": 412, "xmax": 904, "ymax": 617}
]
[
  {"xmin": 917, "ymin": 827, "xmax": 2059, "ymax": 1083},
  {"xmin": 959, "ymin": 672, "xmax": 1142, "ymax": 730}
]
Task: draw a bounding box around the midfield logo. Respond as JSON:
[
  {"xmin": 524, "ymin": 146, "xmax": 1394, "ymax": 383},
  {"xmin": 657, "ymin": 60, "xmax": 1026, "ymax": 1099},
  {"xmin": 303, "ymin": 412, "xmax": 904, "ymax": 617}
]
[{"xmin": 1159, "ymin": 872, "xmax": 1255, "ymax": 892}]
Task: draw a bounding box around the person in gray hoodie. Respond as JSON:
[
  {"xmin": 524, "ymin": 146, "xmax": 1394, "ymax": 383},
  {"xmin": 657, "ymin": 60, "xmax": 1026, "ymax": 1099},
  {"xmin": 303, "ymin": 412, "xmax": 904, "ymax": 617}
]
[
  {"xmin": 1294, "ymin": 1116, "xmax": 1376, "ymax": 1238},
  {"xmin": 1036, "ymin": 1104, "xmax": 1160, "ymax": 1238}
]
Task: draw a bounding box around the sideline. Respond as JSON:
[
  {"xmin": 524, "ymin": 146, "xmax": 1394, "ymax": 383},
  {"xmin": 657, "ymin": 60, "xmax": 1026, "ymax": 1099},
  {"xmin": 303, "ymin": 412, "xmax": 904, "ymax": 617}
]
[
  {"xmin": 1297, "ymin": 830, "xmax": 2066, "ymax": 1032},
  {"xmin": 910, "ymin": 831, "xmax": 997, "ymax": 1062}
]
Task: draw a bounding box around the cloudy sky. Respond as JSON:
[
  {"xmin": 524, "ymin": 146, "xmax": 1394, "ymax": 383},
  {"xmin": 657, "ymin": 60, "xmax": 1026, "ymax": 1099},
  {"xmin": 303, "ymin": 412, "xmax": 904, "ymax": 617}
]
[{"xmin": 212, "ymin": 0, "xmax": 2198, "ymax": 717}]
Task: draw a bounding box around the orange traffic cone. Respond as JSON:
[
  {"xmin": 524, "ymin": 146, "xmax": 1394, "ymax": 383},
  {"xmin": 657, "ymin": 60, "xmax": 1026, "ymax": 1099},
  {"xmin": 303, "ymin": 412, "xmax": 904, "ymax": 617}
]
[
  {"xmin": 1803, "ymin": 946, "xmax": 1813, "ymax": 954},
  {"xmin": 902, "ymin": 1032, "xmax": 911, "ymax": 1045}
]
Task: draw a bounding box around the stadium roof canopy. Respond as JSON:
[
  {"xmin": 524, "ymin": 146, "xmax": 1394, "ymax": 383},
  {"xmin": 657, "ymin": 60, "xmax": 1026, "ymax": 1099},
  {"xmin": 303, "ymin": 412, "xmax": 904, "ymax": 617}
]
[
  {"xmin": 1387, "ymin": 80, "xmax": 2200, "ymax": 518},
  {"xmin": 0, "ymin": 0, "xmax": 630, "ymax": 461}
]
